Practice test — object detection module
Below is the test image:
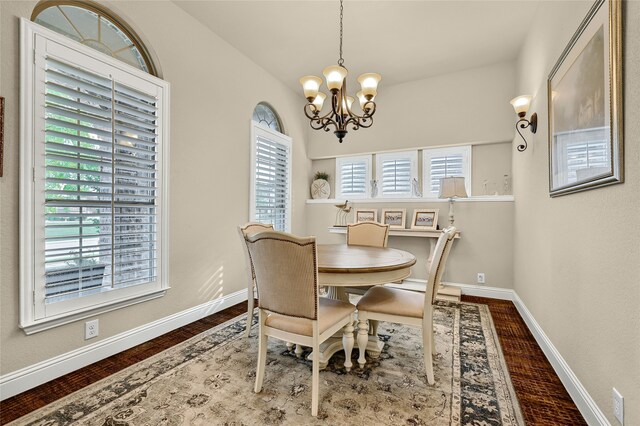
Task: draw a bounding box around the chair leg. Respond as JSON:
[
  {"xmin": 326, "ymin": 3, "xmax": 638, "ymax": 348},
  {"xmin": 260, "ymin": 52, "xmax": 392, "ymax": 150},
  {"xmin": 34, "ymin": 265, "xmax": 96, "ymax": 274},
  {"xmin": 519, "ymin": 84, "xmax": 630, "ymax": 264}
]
[
  {"xmin": 254, "ymin": 311, "xmax": 268, "ymax": 393},
  {"xmin": 342, "ymin": 317, "xmax": 354, "ymax": 372},
  {"xmin": 286, "ymin": 342, "xmax": 294, "ymax": 352},
  {"xmin": 430, "ymin": 315, "xmax": 436, "ymax": 356},
  {"xmin": 311, "ymin": 341, "xmax": 320, "ymax": 416},
  {"xmin": 356, "ymin": 318, "xmax": 369, "ymax": 369},
  {"xmin": 422, "ymin": 325, "xmax": 435, "ymax": 385},
  {"xmin": 295, "ymin": 344, "xmax": 303, "ymax": 358},
  {"xmin": 245, "ymin": 286, "xmax": 255, "ymax": 338},
  {"xmin": 369, "ymin": 319, "xmax": 378, "ymax": 336}
]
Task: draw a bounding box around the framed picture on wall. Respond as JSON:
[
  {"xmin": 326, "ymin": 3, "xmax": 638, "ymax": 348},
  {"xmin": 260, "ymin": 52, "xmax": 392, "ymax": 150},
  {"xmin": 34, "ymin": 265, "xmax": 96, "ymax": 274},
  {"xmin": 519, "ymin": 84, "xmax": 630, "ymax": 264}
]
[
  {"xmin": 354, "ymin": 209, "xmax": 377, "ymax": 223},
  {"xmin": 548, "ymin": 0, "xmax": 623, "ymax": 197},
  {"xmin": 381, "ymin": 208, "xmax": 406, "ymax": 229},
  {"xmin": 411, "ymin": 209, "xmax": 439, "ymax": 230}
]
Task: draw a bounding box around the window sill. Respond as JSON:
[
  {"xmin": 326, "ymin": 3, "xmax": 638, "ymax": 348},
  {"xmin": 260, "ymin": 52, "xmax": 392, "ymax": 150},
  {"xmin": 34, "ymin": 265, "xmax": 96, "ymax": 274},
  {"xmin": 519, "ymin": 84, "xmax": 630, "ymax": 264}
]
[
  {"xmin": 20, "ymin": 288, "xmax": 168, "ymax": 335},
  {"xmin": 306, "ymin": 195, "xmax": 515, "ymax": 204}
]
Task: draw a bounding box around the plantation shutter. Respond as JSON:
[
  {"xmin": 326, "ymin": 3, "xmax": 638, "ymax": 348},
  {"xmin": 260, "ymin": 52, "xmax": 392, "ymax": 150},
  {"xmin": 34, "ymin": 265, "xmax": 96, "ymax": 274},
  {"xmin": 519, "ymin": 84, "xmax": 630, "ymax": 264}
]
[
  {"xmin": 253, "ymin": 129, "xmax": 291, "ymax": 231},
  {"xmin": 339, "ymin": 160, "xmax": 367, "ymax": 196},
  {"xmin": 423, "ymin": 146, "xmax": 471, "ymax": 197},
  {"xmin": 376, "ymin": 152, "xmax": 417, "ymax": 197},
  {"xmin": 26, "ymin": 28, "xmax": 169, "ymax": 322},
  {"xmin": 428, "ymin": 155, "xmax": 464, "ymax": 194}
]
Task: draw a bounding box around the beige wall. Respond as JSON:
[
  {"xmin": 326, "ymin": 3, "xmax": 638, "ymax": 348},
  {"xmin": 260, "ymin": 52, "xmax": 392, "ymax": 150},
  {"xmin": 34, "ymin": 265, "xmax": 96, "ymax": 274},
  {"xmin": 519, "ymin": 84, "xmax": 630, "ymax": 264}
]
[
  {"xmin": 307, "ymin": 61, "xmax": 516, "ymax": 159},
  {"xmin": 0, "ymin": 1, "xmax": 311, "ymax": 374},
  {"xmin": 513, "ymin": 1, "xmax": 640, "ymax": 425},
  {"xmin": 306, "ymin": 201, "xmax": 514, "ymax": 288}
]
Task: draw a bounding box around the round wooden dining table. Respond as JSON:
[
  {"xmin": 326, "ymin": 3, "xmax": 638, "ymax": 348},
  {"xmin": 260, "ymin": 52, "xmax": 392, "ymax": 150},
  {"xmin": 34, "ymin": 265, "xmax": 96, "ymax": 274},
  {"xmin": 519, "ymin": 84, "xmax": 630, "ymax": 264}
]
[{"xmin": 312, "ymin": 244, "xmax": 417, "ymax": 368}]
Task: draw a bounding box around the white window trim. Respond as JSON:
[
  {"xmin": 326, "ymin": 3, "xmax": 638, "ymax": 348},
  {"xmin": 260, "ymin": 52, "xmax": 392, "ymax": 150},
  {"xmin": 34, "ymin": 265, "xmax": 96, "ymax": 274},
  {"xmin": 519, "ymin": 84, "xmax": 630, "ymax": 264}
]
[
  {"xmin": 422, "ymin": 145, "xmax": 472, "ymax": 198},
  {"xmin": 375, "ymin": 150, "xmax": 418, "ymax": 198},
  {"xmin": 249, "ymin": 121, "xmax": 293, "ymax": 232},
  {"xmin": 19, "ymin": 19, "xmax": 170, "ymax": 334},
  {"xmin": 335, "ymin": 155, "xmax": 372, "ymax": 199}
]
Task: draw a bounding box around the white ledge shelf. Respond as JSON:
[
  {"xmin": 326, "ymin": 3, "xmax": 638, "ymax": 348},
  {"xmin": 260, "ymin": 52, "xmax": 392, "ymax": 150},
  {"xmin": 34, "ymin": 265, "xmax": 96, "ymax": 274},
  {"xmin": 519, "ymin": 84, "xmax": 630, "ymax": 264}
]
[{"xmin": 306, "ymin": 195, "xmax": 514, "ymax": 204}]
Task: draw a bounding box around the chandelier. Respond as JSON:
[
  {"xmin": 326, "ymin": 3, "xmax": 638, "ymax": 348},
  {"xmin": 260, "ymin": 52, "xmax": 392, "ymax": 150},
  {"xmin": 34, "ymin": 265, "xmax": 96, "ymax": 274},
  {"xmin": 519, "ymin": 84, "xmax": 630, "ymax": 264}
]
[{"xmin": 299, "ymin": 0, "xmax": 381, "ymax": 143}]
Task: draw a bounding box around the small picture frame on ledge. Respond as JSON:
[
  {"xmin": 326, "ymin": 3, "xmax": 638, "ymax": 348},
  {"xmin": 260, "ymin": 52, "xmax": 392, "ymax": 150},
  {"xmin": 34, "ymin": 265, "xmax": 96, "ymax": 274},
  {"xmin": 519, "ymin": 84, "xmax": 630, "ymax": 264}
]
[
  {"xmin": 381, "ymin": 208, "xmax": 406, "ymax": 229},
  {"xmin": 354, "ymin": 209, "xmax": 377, "ymax": 223},
  {"xmin": 411, "ymin": 209, "xmax": 439, "ymax": 230}
]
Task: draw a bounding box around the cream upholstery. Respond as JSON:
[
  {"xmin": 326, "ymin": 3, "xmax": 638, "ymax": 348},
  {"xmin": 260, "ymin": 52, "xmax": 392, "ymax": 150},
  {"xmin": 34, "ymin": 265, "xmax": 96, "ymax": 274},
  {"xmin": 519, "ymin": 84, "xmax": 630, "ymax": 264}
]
[
  {"xmin": 238, "ymin": 222, "xmax": 274, "ymax": 337},
  {"xmin": 432, "ymin": 231, "xmax": 455, "ymax": 303},
  {"xmin": 347, "ymin": 222, "xmax": 390, "ymax": 247},
  {"xmin": 356, "ymin": 286, "xmax": 424, "ymax": 319},
  {"xmin": 244, "ymin": 230, "xmax": 356, "ymax": 417},
  {"xmin": 265, "ymin": 298, "xmax": 356, "ymax": 336},
  {"xmin": 356, "ymin": 227, "xmax": 457, "ymax": 385}
]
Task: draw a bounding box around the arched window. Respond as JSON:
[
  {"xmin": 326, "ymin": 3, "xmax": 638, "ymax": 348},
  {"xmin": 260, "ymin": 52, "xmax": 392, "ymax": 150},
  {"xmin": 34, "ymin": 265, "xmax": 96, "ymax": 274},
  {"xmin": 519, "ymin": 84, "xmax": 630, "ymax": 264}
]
[
  {"xmin": 250, "ymin": 103, "xmax": 291, "ymax": 231},
  {"xmin": 32, "ymin": 0, "xmax": 157, "ymax": 76},
  {"xmin": 252, "ymin": 102, "xmax": 284, "ymax": 133}
]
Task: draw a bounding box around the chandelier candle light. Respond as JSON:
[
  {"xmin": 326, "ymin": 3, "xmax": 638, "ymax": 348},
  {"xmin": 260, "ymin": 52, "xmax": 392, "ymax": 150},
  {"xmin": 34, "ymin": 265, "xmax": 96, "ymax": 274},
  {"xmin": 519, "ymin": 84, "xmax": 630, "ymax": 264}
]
[{"xmin": 299, "ymin": 0, "xmax": 381, "ymax": 143}]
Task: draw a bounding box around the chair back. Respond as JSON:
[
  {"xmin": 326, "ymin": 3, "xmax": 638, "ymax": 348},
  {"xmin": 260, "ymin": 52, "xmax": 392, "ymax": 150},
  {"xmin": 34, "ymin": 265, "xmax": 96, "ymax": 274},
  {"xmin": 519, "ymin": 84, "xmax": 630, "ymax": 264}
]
[
  {"xmin": 347, "ymin": 222, "xmax": 390, "ymax": 248},
  {"xmin": 245, "ymin": 231, "xmax": 318, "ymax": 320},
  {"xmin": 238, "ymin": 222, "xmax": 274, "ymax": 282},
  {"xmin": 432, "ymin": 227, "xmax": 456, "ymax": 300},
  {"xmin": 423, "ymin": 227, "xmax": 457, "ymax": 312}
]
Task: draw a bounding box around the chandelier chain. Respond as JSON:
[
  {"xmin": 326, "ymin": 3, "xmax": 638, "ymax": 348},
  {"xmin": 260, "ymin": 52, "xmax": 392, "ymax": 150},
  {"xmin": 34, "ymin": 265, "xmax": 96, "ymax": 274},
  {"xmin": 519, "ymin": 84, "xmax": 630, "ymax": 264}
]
[{"xmin": 338, "ymin": 0, "xmax": 344, "ymax": 66}]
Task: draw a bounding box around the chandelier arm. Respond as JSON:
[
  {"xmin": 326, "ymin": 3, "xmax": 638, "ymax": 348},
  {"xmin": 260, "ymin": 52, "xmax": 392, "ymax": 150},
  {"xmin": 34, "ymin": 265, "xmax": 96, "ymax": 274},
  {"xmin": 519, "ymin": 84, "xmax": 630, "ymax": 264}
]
[{"xmin": 303, "ymin": 103, "xmax": 335, "ymax": 122}]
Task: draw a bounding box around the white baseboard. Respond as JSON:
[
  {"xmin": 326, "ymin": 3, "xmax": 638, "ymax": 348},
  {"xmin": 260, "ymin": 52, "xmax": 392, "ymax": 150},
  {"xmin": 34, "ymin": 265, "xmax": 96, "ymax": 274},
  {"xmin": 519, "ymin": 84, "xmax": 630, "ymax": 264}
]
[
  {"xmin": 512, "ymin": 292, "xmax": 610, "ymax": 426},
  {"xmin": 399, "ymin": 279, "xmax": 609, "ymax": 425},
  {"xmin": 400, "ymin": 279, "xmax": 515, "ymax": 301},
  {"xmin": 0, "ymin": 289, "xmax": 247, "ymax": 401}
]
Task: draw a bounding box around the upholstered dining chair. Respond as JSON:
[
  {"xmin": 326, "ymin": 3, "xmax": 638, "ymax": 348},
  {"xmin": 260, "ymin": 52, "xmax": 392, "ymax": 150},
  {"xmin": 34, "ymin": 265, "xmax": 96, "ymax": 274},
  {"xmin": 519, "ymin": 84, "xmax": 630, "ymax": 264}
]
[
  {"xmin": 238, "ymin": 222, "xmax": 274, "ymax": 337},
  {"xmin": 344, "ymin": 222, "xmax": 391, "ymax": 335},
  {"xmin": 355, "ymin": 227, "xmax": 457, "ymax": 385},
  {"xmin": 244, "ymin": 230, "xmax": 356, "ymax": 417},
  {"xmin": 346, "ymin": 222, "xmax": 390, "ymax": 248}
]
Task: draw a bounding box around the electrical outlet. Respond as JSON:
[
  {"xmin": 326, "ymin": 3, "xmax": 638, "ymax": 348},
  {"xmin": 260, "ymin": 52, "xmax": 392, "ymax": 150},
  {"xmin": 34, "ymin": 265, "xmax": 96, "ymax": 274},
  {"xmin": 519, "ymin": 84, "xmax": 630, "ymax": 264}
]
[
  {"xmin": 477, "ymin": 273, "xmax": 486, "ymax": 284},
  {"xmin": 85, "ymin": 319, "xmax": 99, "ymax": 340},
  {"xmin": 613, "ymin": 388, "xmax": 624, "ymax": 424}
]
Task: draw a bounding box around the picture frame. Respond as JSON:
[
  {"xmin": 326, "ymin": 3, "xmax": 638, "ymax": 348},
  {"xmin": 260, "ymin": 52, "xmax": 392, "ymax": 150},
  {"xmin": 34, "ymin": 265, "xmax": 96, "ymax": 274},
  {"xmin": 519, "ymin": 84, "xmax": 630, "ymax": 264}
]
[
  {"xmin": 381, "ymin": 208, "xmax": 406, "ymax": 229},
  {"xmin": 353, "ymin": 209, "xmax": 377, "ymax": 223},
  {"xmin": 411, "ymin": 209, "xmax": 439, "ymax": 230},
  {"xmin": 548, "ymin": 0, "xmax": 623, "ymax": 197}
]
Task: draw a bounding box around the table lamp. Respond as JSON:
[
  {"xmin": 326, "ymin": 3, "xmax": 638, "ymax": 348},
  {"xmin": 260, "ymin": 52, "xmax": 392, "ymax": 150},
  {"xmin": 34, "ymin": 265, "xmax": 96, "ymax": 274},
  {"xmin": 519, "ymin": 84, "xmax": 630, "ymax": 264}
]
[{"xmin": 439, "ymin": 177, "xmax": 468, "ymax": 226}]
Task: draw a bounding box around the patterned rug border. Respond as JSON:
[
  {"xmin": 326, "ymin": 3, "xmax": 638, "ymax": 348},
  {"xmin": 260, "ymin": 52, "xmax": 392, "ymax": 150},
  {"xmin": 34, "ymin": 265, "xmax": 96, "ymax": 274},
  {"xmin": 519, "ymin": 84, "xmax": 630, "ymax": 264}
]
[{"xmin": 10, "ymin": 301, "xmax": 525, "ymax": 425}]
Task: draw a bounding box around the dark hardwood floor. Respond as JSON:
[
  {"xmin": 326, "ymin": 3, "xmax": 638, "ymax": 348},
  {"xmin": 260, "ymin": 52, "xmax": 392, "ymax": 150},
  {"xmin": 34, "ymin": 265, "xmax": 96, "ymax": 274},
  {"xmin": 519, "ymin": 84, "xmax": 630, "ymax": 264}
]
[{"xmin": 0, "ymin": 297, "xmax": 586, "ymax": 425}]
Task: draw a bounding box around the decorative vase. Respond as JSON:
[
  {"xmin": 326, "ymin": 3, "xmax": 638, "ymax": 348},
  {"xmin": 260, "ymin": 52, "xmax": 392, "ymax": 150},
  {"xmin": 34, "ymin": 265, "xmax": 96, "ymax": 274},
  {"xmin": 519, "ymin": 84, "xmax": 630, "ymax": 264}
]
[{"xmin": 311, "ymin": 179, "xmax": 330, "ymax": 199}]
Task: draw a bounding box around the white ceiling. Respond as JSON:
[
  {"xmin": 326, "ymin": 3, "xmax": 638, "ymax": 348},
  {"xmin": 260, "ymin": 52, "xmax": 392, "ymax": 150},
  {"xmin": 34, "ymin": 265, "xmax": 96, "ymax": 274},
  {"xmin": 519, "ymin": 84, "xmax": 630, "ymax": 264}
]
[{"xmin": 173, "ymin": 1, "xmax": 539, "ymax": 92}]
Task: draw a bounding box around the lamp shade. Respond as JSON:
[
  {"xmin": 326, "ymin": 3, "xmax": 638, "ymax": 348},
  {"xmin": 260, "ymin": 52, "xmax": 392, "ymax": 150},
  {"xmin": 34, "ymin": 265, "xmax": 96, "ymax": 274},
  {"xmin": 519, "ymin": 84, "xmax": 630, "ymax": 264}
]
[
  {"xmin": 300, "ymin": 75, "xmax": 322, "ymax": 101},
  {"xmin": 439, "ymin": 177, "xmax": 468, "ymax": 199},
  {"xmin": 323, "ymin": 65, "xmax": 348, "ymax": 91},
  {"xmin": 510, "ymin": 95, "xmax": 532, "ymax": 116},
  {"xmin": 312, "ymin": 92, "xmax": 326, "ymax": 112},
  {"xmin": 357, "ymin": 73, "xmax": 381, "ymax": 99},
  {"xmin": 357, "ymin": 90, "xmax": 374, "ymax": 110}
]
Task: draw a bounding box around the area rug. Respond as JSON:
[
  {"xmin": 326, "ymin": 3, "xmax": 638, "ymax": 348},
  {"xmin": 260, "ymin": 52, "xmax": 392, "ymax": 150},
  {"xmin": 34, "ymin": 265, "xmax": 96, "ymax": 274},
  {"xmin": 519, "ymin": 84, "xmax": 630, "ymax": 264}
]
[{"xmin": 12, "ymin": 301, "xmax": 524, "ymax": 425}]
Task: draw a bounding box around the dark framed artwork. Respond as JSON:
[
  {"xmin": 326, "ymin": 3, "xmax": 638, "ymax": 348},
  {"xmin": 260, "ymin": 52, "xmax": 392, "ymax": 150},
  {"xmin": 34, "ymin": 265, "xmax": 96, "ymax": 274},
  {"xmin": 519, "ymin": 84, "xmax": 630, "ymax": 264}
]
[{"xmin": 548, "ymin": 0, "xmax": 623, "ymax": 197}]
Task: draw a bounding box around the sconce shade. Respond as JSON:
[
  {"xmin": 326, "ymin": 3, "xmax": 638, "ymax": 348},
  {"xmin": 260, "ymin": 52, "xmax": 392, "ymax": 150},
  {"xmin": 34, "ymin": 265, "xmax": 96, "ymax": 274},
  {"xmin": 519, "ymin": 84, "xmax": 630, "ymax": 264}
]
[
  {"xmin": 300, "ymin": 76, "xmax": 322, "ymax": 101},
  {"xmin": 312, "ymin": 92, "xmax": 326, "ymax": 112},
  {"xmin": 357, "ymin": 73, "xmax": 382, "ymax": 98},
  {"xmin": 439, "ymin": 177, "xmax": 468, "ymax": 199},
  {"xmin": 510, "ymin": 95, "xmax": 532, "ymax": 116},
  {"xmin": 323, "ymin": 65, "xmax": 348, "ymax": 91}
]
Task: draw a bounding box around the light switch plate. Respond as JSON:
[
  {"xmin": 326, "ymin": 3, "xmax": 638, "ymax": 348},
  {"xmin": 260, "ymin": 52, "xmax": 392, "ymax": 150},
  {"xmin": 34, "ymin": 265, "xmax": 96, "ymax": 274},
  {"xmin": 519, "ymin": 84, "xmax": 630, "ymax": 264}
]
[{"xmin": 613, "ymin": 387, "xmax": 624, "ymax": 424}]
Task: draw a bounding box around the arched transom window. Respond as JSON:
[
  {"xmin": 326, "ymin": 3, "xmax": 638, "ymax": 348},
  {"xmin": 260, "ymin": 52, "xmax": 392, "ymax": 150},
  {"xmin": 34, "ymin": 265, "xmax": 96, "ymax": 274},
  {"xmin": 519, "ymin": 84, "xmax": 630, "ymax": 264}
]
[
  {"xmin": 32, "ymin": 0, "xmax": 157, "ymax": 75},
  {"xmin": 252, "ymin": 102, "xmax": 284, "ymax": 133}
]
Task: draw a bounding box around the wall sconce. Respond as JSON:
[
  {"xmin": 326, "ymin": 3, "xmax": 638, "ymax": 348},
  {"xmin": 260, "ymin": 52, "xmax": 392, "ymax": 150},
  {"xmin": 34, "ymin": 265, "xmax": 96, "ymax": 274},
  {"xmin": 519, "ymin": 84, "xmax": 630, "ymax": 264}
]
[{"xmin": 510, "ymin": 95, "xmax": 537, "ymax": 152}]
